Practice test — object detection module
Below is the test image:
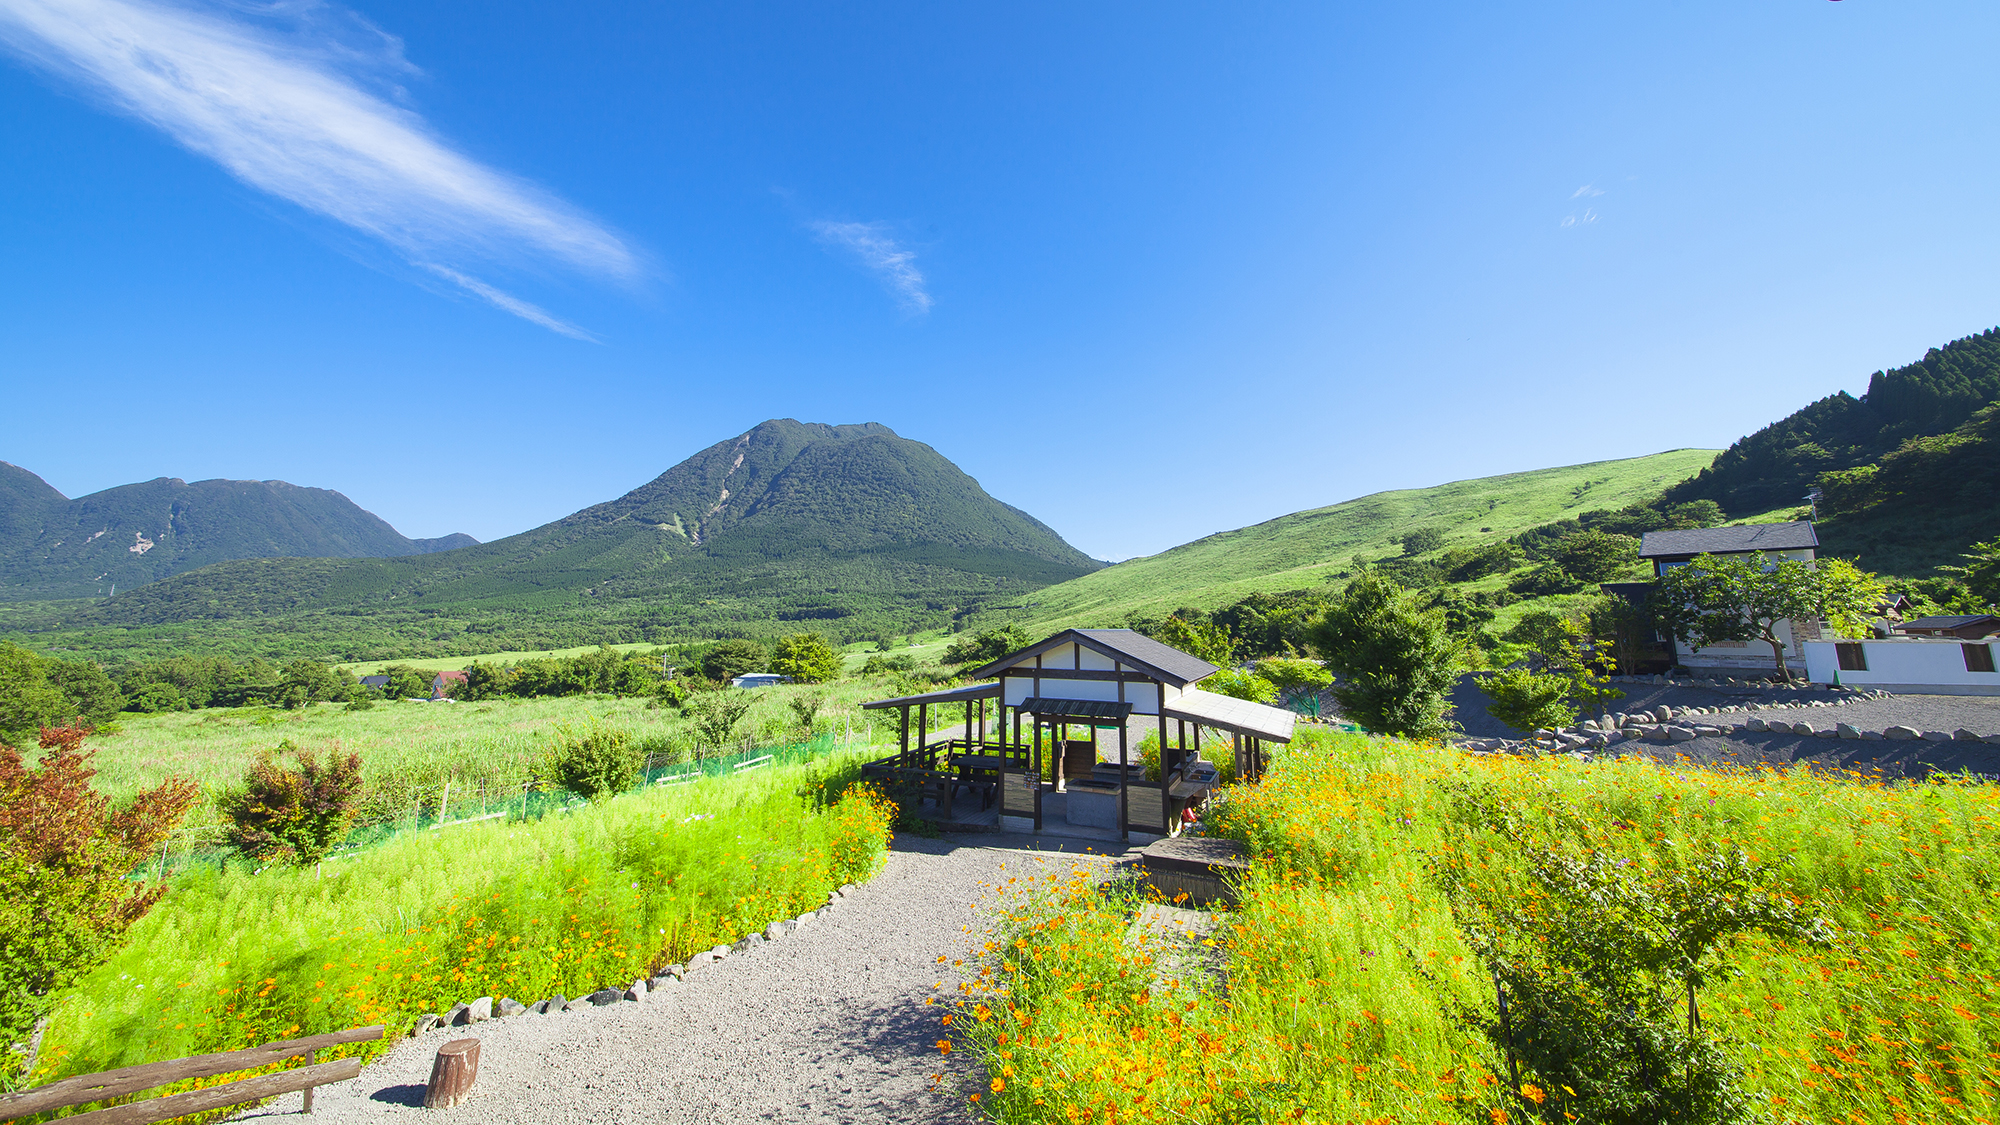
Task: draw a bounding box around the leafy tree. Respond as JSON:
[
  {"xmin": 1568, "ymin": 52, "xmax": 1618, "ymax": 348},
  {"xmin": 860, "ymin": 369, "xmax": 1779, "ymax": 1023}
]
[
  {"xmin": 1436, "ymin": 541, "xmax": 1522, "ymax": 583},
  {"xmin": 1940, "ymin": 537, "xmax": 2000, "ymax": 609},
  {"xmin": 273, "ymin": 659, "xmax": 351, "ymax": 709},
  {"xmin": 1141, "ymin": 613, "xmax": 1236, "ymax": 667},
  {"xmin": 1664, "ymin": 500, "xmax": 1726, "ymax": 529},
  {"xmin": 1209, "ymin": 590, "xmax": 1334, "ymax": 658},
  {"xmin": 378, "ymin": 664, "xmax": 436, "ymax": 699},
  {"xmin": 220, "ymin": 742, "xmax": 364, "ymax": 867},
  {"xmin": 942, "ymin": 625, "xmax": 1030, "ymax": 666},
  {"xmin": 1545, "ymin": 530, "xmax": 1641, "ymax": 585},
  {"xmin": 1480, "ymin": 667, "xmax": 1579, "ymax": 733},
  {"xmin": 1308, "ymin": 572, "xmax": 1462, "ymax": 740},
  {"xmin": 770, "ymin": 633, "xmax": 843, "ymax": 683},
  {"xmin": 1253, "ymin": 657, "xmax": 1333, "ymax": 703},
  {"xmin": 0, "ymin": 724, "xmax": 197, "ymax": 1080},
  {"xmin": 1400, "ymin": 526, "xmax": 1447, "ymax": 557},
  {"xmin": 1655, "ymin": 554, "xmax": 1885, "ymax": 679},
  {"xmin": 1203, "ymin": 668, "xmax": 1278, "ymax": 704},
  {"xmin": 701, "ymin": 639, "xmax": 767, "ymax": 683},
  {"xmin": 686, "ymin": 691, "xmax": 756, "ymax": 752},
  {"xmin": 861, "ymin": 653, "xmax": 916, "ymax": 675},
  {"xmin": 1508, "ymin": 563, "xmax": 1583, "ymax": 597},
  {"xmin": 547, "ymin": 723, "xmax": 643, "ymax": 802},
  {"xmin": 0, "ymin": 642, "xmax": 65, "ymax": 746}
]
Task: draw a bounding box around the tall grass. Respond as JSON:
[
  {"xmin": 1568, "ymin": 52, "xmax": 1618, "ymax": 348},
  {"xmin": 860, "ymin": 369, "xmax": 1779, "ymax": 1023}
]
[
  {"xmin": 956, "ymin": 729, "xmax": 2000, "ymax": 1123},
  {"xmin": 29, "ymin": 757, "xmax": 893, "ymax": 1091}
]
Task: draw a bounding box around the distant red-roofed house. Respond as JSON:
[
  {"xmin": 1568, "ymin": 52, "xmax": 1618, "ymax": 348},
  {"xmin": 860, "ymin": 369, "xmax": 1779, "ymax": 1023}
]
[{"xmin": 431, "ymin": 670, "xmax": 468, "ymax": 700}]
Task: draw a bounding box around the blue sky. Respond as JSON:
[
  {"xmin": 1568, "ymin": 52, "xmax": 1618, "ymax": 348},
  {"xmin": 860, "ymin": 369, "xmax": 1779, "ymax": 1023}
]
[{"xmin": 3, "ymin": 1, "xmax": 1998, "ymax": 561}]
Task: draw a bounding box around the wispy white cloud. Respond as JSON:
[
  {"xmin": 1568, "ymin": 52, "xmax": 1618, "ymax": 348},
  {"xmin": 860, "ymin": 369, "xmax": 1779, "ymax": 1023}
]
[
  {"xmin": 1571, "ymin": 183, "xmax": 1605, "ymax": 199},
  {"xmin": 811, "ymin": 220, "xmax": 932, "ymax": 314},
  {"xmin": 0, "ymin": 0, "xmax": 635, "ymax": 335},
  {"xmin": 1559, "ymin": 208, "xmax": 1599, "ymax": 228}
]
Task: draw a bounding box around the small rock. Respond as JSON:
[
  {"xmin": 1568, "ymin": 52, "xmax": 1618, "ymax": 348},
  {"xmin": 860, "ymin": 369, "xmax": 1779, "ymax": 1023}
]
[
  {"xmin": 563, "ymin": 999, "xmax": 591, "ymax": 1012},
  {"xmin": 839, "ymin": 883, "xmax": 858, "ymax": 896},
  {"xmin": 628, "ymin": 979, "xmax": 648, "ymax": 999},
  {"xmin": 648, "ymin": 975, "xmax": 678, "ymax": 992},
  {"xmin": 661, "ymin": 963, "xmax": 685, "ymax": 979},
  {"xmin": 1954, "ymin": 729, "xmax": 1982, "ymax": 741},
  {"xmin": 710, "ymin": 944, "xmax": 732, "ymax": 960},
  {"xmin": 1815, "ymin": 728, "xmax": 1838, "ymax": 739},
  {"xmin": 1694, "ymin": 725, "xmax": 1722, "ymax": 737},
  {"xmin": 496, "ymin": 998, "xmax": 526, "ymax": 1018},
  {"xmin": 765, "ymin": 920, "xmax": 797, "ymax": 941},
  {"xmin": 1745, "ymin": 718, "xmax": 1768, "ymax": 732},
  {"xmin": 443, "ymin": 1002, "xmax": 470, "ymax": 1027},
  {"xmin": 534, "ymin": 994, "xmax": 567, "ymax": 1014},
  {"xmin": 1862, "ymin": 731, "xmax": 1886, "ymax": 741},
  {"xmin": 463, "ymin": 996, "xmax": 492, "ymax": 1024},
  {"xmin": 1669, "ymin": 727, "xmax": 1698, "ymax": 742},
  {"xmin": 586, "ymin": 988, "xmax": 625, "ymax": 1006},
  {"xmin": 1837, "ymin": 723, "xmax": 1861, "ymax": 740},
  {"xmin": 412, "ymin": 1013, "xmax": 442, "ymax": 1035},
  {"xmin": 1884, "ymin": 725, "xmax": 1919, "ymax": 740},
  {"xmin": 1921, "ymin": 731, "xmax": 1953, "ymax": 742},
  {"xmin": 733, "ymin": 933, "xmax": 765, "ymax": 953},
  {"xmin": 686, "ymin": 950, "xmax": 718, "ymax": 969}
]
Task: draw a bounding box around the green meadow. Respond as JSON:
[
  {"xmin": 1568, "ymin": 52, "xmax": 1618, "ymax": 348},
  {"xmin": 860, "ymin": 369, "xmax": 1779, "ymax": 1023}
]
[{"xmin": 957, "ymin": 730, "xmax": 2000, "ymax": 1124}]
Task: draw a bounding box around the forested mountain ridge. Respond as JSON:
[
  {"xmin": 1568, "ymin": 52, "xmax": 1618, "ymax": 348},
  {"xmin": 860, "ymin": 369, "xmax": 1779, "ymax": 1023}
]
[
  {"xmin": 1662, "ymin": 327, "xmax": 2000, "ymax": 515},
  {"xmin": 0, "ymin": 463, "xmax": 478, "ymax": 601},
  {"xmin": 6, "ymin": 421, "xmax": 1100, "ymax": 661}
]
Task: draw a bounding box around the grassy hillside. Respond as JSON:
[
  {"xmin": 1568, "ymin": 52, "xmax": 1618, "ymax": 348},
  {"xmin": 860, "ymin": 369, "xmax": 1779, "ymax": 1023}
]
[
  {"xmin": 0, "ymin": 462, "xmax": 476, "ymax": 600},
  {"xmin": 986, "ymin": 448, "xmax": 1720, "ymax": 633}
]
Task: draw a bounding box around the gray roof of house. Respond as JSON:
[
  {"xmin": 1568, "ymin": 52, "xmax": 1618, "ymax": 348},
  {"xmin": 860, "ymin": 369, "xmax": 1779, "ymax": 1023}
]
[
  {"xmin": 967, "ymin": 627, "xmax": 1219, "ymax": 686},
  {"xmin": 1638, "ymin": 521, "xmax": 1818, "ymax": 559},
  {"xmin": 1894, "ymin": 615, "xmax": 2000, "ymax": 632}
]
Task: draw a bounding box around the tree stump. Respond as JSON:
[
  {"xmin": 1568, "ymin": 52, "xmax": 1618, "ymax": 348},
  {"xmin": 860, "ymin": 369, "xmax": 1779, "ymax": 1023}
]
[{"xmin": 423, "ymin": 1038, "xmax": 480, "ymax": 1109}]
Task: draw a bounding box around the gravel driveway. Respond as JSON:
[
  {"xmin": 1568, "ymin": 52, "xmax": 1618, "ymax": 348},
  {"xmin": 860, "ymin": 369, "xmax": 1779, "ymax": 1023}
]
[
  {"xmin": 245, "ymin": 834, "xmax": 1117, "ymax": 1125},
  {"xmin": 1450, "ymin": 674, "xmax": 2000, "ymax": 741}
]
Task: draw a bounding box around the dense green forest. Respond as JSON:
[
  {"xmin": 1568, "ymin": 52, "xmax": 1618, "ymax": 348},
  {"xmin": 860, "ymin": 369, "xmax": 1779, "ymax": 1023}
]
[{"xmin": 0, "ymin": 461, "xmax": 474, "ymax": 600}]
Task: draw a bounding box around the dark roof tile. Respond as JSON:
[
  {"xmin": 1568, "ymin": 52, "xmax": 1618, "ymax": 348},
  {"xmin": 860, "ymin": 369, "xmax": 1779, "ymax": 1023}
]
[{"xmin": 1638, "ymin": 521, "xmax": 1818, "ymax": 558}]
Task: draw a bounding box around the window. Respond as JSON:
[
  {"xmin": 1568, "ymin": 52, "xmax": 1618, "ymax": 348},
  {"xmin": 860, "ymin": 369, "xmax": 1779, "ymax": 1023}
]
[
  {"xmin": 1835, "ymin": 643, "xmax": 1868, "ymax": 672},
  {"xmin": 1966, "ymin": 644, "xmax": 1997, "ymax": 674}
]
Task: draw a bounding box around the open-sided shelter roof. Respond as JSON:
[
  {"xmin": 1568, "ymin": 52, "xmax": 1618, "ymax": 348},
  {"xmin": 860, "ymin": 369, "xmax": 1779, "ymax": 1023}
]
[
  {"xmin": 1163, "ymin": 689, "xmax": 1296, "ymax": 743},
  {"xmin": 859, "ymin": 681, "xmax": 1002, "ymax": 711},
  {"xmin": 966, "ymin": 628, "xmax": 1219, "ymax": 687},
  {"xmin": 1018, "ymin": 698, "xmax": 1134, "ymax": 723}
]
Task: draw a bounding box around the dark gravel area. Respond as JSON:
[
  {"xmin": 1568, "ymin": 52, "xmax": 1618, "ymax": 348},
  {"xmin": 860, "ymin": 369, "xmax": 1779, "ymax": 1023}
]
[{"xmin": 1603, "ymin": 729, "xmax": 2000, "ymax": 782}]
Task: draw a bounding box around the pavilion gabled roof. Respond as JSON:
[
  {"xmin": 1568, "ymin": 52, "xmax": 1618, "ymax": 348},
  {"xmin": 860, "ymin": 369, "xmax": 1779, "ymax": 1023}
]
[
  {"xmin": 966, "ymin": 628, "xmax": 1218, "ymax": 687},
  {"xmin": 859, "ymin": 681, "xmax": 1002, "ymax": 711}
]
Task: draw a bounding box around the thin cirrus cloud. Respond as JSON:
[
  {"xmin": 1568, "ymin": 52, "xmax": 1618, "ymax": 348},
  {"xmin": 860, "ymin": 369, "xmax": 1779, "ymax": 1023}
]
[
  {"xmin": 811, "ymin": 220, "xmax": 933, "ymax": 314},
  {"xmin": 0, "ymin": 0, "xmax": 635, "ymax": 337}
]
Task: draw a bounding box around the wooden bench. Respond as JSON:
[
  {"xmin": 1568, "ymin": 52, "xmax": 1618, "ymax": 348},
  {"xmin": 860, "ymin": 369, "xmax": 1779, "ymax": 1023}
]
[{"xmin": 0, "ymin": 1025, "xmax": 382, "ymax": 1125}]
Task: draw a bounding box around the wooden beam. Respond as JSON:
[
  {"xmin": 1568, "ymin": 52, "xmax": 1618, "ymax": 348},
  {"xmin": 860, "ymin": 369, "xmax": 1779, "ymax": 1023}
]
[
  {"xmin": 53, "ymin": 1059, "xmax": 363, "ymax": 1125},
  {"xmin": 1, "ymin": 1027, "xmax": 382, "ymax": 1118}
]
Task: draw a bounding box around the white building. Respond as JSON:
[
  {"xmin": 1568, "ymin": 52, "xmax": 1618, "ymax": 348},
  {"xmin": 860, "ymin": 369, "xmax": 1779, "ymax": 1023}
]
[
  {"xmin": 1803, "ymin": 637, "xmax": 2000, "ymax": 696},
  {"xmin": 1638, "ymin": 521, "xmax": 1823, "ymax": 675}
]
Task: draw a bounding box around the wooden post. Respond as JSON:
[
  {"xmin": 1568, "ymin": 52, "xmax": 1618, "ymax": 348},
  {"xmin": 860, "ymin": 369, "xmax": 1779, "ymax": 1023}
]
[
  {"xmin": 424, "ymin": 1038, "xmax": 480, "ymax": 1109},
  {"xmin": 300, "ymin": 1049, "xmax": 316, "ymax": 1114}
]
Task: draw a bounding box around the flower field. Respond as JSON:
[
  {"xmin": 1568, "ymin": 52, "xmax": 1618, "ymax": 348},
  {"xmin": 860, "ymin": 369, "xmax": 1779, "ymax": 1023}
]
[
  {"xmin": 950, "ymin": 728, "xmax": 2000, "ymax": 1124},
  {"xmin": 27, "ymin": 758, "xmax": 893, "ymax": 1092}
]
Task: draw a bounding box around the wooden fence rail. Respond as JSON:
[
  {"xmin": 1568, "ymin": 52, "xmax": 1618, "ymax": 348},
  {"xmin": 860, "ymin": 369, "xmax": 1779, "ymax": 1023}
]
[{"xmin": 0, "ymin": 1025, "xmax": 382, "ymax": 1125}]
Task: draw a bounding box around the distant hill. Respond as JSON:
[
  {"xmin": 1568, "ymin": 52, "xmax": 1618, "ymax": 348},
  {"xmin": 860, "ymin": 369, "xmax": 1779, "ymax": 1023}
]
[
  {"xmin": 8, "ymin": 420, "xmax": 1100, "ymax": 662},
  {"xmin": 987, "ymin": 449, "xmax": 1722, "ymax": 634},
  {"xmin": 1660, "ymin": 326, "xmax": 2000, "ymax": 574},
  {"xmin": 0, "ymin": 463, "xmax": 479, "ymax": 600}
]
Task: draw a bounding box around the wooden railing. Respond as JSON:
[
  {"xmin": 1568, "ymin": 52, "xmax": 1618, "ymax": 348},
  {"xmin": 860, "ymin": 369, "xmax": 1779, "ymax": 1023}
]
[{"xmin": 0, "ymin": 1025, "xmax": 382, "ymax": 1125}]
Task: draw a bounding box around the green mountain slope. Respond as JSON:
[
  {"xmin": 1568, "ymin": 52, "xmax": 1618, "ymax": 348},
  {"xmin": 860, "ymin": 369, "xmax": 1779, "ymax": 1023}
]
[
  {"xmin": 8, "ymin": 420, "xmax": 1100, "ymax": 661},
  {"xmin": 0, "ymin": 463, "xmax": 479, "ymax": 601},
  {"xmin": 1662, "ymin": 326, "xmax": 2000, "ymax": 516},
  {"xmin": 989, "ymin": 449, "xmax": 1721, "ymax": 633}
]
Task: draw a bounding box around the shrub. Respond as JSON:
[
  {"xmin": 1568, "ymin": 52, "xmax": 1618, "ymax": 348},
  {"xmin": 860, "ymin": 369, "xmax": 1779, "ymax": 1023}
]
[
  {"xmin": 686, "ymin": 692, "xmax": 756, "ymax": 753},
  {"xmin": 1204, "ymin": 667, "xmax": 1278, "ymax": 704},
  {"xmin": 770, "ymin": 633, "xmax": 842, "ymax": 684},
  {"xmin": 220, "ymin": 742, "xmax": 365, "ymax": 866},
  {"xmin": 942, "ymin": 625, "xmax": 1030, "ymax": 666},
  {"xmin": 1400, "ymin": 526, "xmax": 1447, "ymax": 557},
  {"xmin": 1479, "ymin": 668, "xmax": 1579, "ymax": 733},
  {"xmin": 1310, "ymin": 572, "xmax": 1462, "ymax": 739},
  {"xmin": 1508, "ymin": 562, "xmax": 1583, "ymax": 596},
  {"xmin": 787, "ymin": 690, "xmax": 828, "ymax": 735},
  {"xmin": 1253, "ymin": 657, "xmax": 1332, "ymax": 704},
  {"xmin": 547, "ymin": 723, "xmax": 644, "ymax": 802},
  {"xmin": 0, "ymin": 724, "xmax": 196, "ymax": 1081},
  {"xmin": 860, "ymin": 653, "xmax": 915, "ymax": 675}
]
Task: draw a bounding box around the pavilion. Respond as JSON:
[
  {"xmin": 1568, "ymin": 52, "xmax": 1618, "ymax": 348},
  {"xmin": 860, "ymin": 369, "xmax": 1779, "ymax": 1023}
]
[{"xmin": 859, "ymin": 628, "xmax": 1298, "ymax": 840}]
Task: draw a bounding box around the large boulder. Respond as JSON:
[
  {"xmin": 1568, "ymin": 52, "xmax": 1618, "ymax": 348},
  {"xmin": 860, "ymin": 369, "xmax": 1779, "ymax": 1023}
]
[{"xmin": 1884, "ymin": 726, "xmax": 1920, "ymax": 741}]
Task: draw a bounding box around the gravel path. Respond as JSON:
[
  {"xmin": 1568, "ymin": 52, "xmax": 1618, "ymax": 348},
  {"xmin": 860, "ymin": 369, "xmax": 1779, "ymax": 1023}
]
[{"xmin": 244, "ymin": 834, "xmax": 1119, "ymax": 1125}]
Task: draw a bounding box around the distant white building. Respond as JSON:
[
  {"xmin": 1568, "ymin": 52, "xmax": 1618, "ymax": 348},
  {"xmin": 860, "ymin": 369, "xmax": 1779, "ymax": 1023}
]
[
  {"xmin": 730, "ymin": 673, "xmax": 791, "ymax": 689},
  {"xmin": 1804, "ymin": 637, "xmax": 2000, "ymax": 696},
  {"xmin": 1638, "ymin": 521, "xmax": 1824, "ymax": 675}
]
